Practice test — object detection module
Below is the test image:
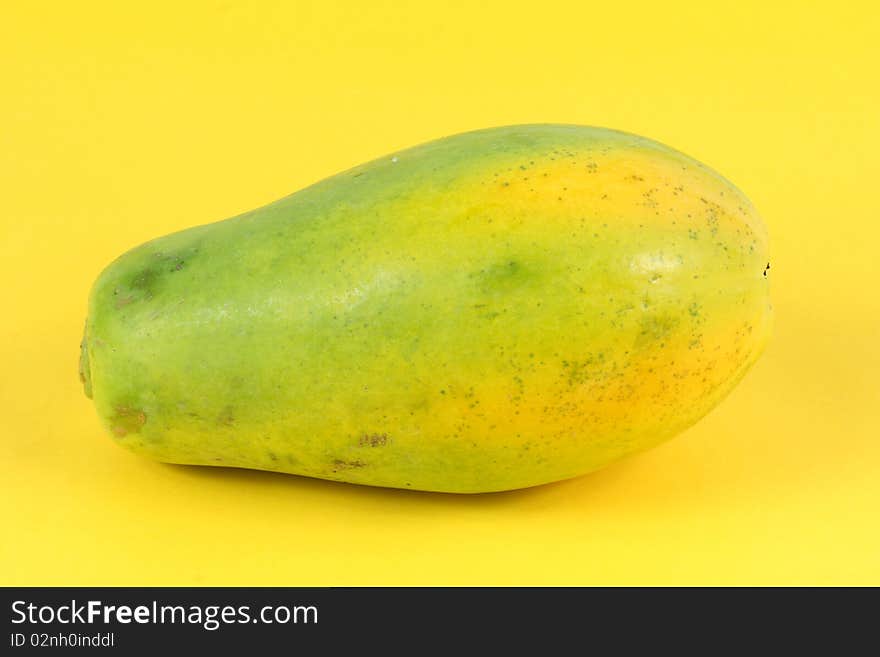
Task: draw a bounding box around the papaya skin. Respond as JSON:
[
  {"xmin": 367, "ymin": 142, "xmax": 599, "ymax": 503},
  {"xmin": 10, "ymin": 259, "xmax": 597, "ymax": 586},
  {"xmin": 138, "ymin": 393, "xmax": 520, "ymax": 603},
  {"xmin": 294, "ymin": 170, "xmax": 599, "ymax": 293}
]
[{"xmin": 81, "ymin": 124, "xmax": 772, "ymax": 493}]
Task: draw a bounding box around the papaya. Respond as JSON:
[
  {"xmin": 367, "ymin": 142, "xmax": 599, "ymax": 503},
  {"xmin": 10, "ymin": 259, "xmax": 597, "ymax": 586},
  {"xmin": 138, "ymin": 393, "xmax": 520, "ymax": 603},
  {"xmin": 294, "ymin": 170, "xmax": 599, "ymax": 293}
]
[{"xmin": 80, "ymin": 124, "xmax": 772, "ymax": 493}]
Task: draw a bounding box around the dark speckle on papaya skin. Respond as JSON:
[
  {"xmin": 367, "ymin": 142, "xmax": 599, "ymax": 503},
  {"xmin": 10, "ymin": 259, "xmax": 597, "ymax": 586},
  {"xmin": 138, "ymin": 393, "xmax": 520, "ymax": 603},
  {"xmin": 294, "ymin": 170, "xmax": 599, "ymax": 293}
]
[
  {"xmin": 120, "ymin": 250, "xmax": 196, "ymax": 307},
  {"xmin": 636, "ymin": 313, "xmax": 680, "ymax": 348},
  {"xmin": 359, "ymin": 433, "xmax": 390, "ymax": 447},
  {"xmin": 332, "ymin": 459, "xmax": 366, "ymax": 471},
  {"xmin": 130, "ymin": 267, "xmax": 159, "ymax": 295}
]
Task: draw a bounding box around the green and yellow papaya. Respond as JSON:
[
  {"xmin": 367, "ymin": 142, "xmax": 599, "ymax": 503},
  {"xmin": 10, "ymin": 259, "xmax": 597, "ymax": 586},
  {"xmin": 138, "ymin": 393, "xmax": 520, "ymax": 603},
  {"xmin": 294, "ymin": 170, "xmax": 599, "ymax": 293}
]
[{"xmin": 80, "ymin": 124, "xmax": 772, "ymax": 493}]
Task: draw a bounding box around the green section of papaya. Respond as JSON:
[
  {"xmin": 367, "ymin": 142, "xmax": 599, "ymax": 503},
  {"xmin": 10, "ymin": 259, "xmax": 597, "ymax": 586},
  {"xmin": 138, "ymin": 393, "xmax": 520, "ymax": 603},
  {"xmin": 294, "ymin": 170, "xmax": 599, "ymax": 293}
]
[{"xmin": 81, "ymin": 124, "xmax": 772, "ymax": 492}]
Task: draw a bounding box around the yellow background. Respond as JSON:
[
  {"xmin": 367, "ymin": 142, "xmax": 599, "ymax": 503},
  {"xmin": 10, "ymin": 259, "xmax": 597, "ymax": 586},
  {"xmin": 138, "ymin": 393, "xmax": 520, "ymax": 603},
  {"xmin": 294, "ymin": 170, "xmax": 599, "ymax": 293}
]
[{"xmin": 2, "ymin": 1, "xmax": 878, "ymax": 585}]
